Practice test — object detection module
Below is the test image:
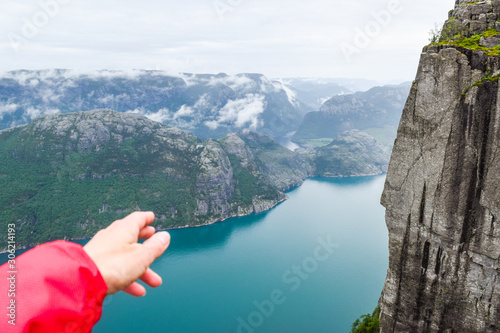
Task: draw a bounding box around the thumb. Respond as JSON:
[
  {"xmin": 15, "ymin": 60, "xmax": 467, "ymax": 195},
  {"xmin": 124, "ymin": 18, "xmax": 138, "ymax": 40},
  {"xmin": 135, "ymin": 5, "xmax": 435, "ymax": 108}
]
[{"xmin": 142, "ymin": 232, "xmax": 171, "ymax": 264}]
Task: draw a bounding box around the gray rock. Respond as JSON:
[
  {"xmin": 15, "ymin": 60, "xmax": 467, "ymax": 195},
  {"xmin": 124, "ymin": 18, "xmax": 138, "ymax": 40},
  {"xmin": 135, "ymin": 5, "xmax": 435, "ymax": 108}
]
[
  {"xmin": 480, "ymin": 36, "xmax": 500, "ymax": 48},
  {"xmin": 380, "ymin": 2, "xmax": 500, "ymax": 332},
  {"xmin": 313, "ymin": 130, "xmax": 390, "ymax": 177}
]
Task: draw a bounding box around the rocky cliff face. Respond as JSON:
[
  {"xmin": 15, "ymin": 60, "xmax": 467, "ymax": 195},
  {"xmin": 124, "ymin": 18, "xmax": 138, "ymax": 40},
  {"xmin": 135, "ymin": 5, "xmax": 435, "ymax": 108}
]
[
  {"xmin": 0, "ymin": 107, "xmax": 393, "ymax": 249},
  {"xmin": 380, "ymin": 1, "xmax": 500, "ymax": 332},
  {"xmin": 0, "ymin": 109, "xmax": 307, "ymax": 249}
]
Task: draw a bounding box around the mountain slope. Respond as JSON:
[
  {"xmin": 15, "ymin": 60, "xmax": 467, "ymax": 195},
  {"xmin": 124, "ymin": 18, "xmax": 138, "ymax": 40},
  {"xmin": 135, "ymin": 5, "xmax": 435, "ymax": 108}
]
[
  {"xmin": 313, "ymin": 130, "xmax": 390, "ymax": 177},
  {"xmin": 278, "ymin": 78, "xmax": 351, "ymax": 111},
  {"xmin": 0, "ymin": 106, "xmax": 393, "ymax": 250},
  {"xmin": 380, "ymin": 1, "xmax": 500, "ymax": 332},
  {"xmin": 0, "ymin": 110, "xmax": 310, "ymax": 250},
  {"xmin": 292, "ymin": 83, "xmax": 410, "ymax": 146}
]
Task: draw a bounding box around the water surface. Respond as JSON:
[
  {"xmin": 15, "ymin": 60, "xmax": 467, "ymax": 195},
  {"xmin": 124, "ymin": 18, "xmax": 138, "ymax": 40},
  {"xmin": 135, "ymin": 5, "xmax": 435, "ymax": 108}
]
[
  {"xmin": 96, "ymin": 175, "xmax": 388, "ymax": 332},
  {"xmin": 1, "ymin": 176, "xmax": 388, "ymax": 332}
]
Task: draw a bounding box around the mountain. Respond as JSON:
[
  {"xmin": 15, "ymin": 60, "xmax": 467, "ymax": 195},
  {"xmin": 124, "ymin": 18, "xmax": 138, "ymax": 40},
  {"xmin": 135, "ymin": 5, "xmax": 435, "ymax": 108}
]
[
  {"xmin": 326, "ymin": 78, "xmax": 385, "ymax": 92},
  {"xmin": 312, "ymin": 130, "xmax": 390, "ymax": 177},
  {"xmin": 380, "ymin": 1, "xmax": 500, "ymax": 332},
  {"xmin": 292, "ymin": 83, "xmax": 411, "ymax": 147},
  {"xmin": 0, "ymin": 109, "xmax": 392, "ymax": 250},
  {"xmin": 277, "ymin": 78, "xmax": 352, "ymax": 111},
  {"xmin": 0, "ymin": 70, "xmax": 304, "ymax": 141},
  {"xmin": 0, "ymin": 110, "xmax": 311, "ymax": 250}
]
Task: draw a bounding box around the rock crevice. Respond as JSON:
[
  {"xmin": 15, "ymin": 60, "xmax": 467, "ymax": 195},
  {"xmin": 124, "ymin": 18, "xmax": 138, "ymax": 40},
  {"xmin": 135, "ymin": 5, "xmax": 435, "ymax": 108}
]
[{"xmin": 380, "ymin": 1, "xmax": 500, "ymax": 331}]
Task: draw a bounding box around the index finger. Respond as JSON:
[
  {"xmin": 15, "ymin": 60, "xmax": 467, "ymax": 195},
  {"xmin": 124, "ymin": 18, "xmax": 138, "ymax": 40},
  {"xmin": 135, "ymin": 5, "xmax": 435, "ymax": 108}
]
[{"xmin": 116, "ymin": 211, "xmax": 156, "ymax": 239}]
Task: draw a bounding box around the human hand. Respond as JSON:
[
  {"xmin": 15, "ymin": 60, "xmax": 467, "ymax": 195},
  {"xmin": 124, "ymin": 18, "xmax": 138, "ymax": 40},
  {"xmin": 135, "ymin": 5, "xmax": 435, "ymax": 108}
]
[{"xmin": 83, "ymin": 212, "xmax": 170, "ymax": 297}]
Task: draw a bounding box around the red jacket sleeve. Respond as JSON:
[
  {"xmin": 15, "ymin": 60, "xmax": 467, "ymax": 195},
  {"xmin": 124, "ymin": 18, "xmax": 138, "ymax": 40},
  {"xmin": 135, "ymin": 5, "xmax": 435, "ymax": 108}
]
[{"xmin": 1, "ymin": 241, "xmax": 108, "ymax": 333}]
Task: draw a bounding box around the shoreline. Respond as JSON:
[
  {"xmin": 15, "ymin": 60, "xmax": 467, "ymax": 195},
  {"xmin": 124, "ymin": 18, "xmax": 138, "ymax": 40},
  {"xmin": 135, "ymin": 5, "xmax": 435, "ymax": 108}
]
[{"xmin": 0, "ymin": 172, "xmax": 386, "ymax": 255}]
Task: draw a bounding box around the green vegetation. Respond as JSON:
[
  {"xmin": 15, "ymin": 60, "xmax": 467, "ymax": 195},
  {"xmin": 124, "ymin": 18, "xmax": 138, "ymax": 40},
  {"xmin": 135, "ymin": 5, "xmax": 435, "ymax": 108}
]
[
  {"xmin": 0, "ymin": 124, "xmax": 198, "ymax": 248},
  {"xmin": 350, "ymin": 307, "xmax": 380, "ymax": 333},
  {"xmin": 313, "ymin": 130, "xmax": 390, "ymax": 178},
  {"xmin": 431, "ymin": 22, "xmax": 500, "ymax": 98},
  {"xmin": 227, "ymin": 153, "xmax": 278, "ymax": 205},
  {"xmin": 432, "ymin": 28, "xmax": 500, "ymax": 56},
  {"xmin": 0, "ymin": 112, "xmax": 288, "ymax": 249},
  {"xmin": 461, "ymin": 72, "xmax": 500, "ymax": 97}
]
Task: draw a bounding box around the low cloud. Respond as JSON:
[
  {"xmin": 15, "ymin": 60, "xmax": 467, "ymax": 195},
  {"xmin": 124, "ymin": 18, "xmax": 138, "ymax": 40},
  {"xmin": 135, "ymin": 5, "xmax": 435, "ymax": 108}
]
[
  {"xmin": 193, "ymin": 93, "xmax": 209, "ymax": 109},
  {"xmin": 208, "ymin": 75, "xmax": 256, "ymax": 92},
  {"xmin": 205, "ymin": 94, "xmax": 266, "ymax": 130},
  {"xmin": 25, "ymin": 106, "xmax": 59, "ymax": 120},
  {"xmin": 97, "ymin": 93, "xmax": 130, "ymax": 105},
  {"xmin": 275, "ymin": 79, "xmax": 298, "ymax": 107},
  {"xmin": 128, "ymin": 107, "xmax": 172, "ymax": 124},
  {"xmin": 174, "ymin": 105, "xmax": 194, "ymax": 119},
  {"xmin": 0, "ymin": 102, "xmax": 18, "ymax": 119}
]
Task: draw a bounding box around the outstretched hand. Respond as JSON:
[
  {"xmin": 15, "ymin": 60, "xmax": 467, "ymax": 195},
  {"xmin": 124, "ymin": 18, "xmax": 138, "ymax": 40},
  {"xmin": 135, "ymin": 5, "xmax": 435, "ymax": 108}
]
[{"xmin": 83, "ymin": 212, "xmax": 170, "ymax": 297}]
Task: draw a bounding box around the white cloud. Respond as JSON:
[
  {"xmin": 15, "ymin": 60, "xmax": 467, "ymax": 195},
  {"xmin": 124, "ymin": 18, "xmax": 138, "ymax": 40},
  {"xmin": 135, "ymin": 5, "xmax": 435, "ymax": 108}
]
[
  {"xmin": 259, "ymin": 76, "xmax": 280, "ymax": 94},
  {"xmin": 194, "ymin": 94, "xmax": 209, "ymax": 109},
  {"xmin": 275, "ymin": 79, "xmax": 298, "ymax": 107},
  {"xmin": 126, "ymin": 108, "xmax": 144, "ymax": 114},
  {"xmin": 25, "ymin": 106, "xmax": 59, "ymax": 120},
  {"xmin": 174, "ymin": 105, "xmax": 194, "ymax": 119},
  {"xmin": 28, "ymin": 78, "xmax": 40, "ymax": 87},
  {"xmin": 38, "ymin": 88, "xmax": 62, "ymax": 104},
  {"xmin": 144, "ymin": 108, "xmax": 172, "ymax": 123},
  {"xmin": 179, "ymin": 73, "xmax": 199, "ymax": 87},
  {"xmin": 206, "ymin": 94, "xmax": 266, "ymax": 130},
  {"xmin": 0, "ymin": 0, "xmax": 451, "ymax": 81},
  {"xmin": 204, "ymin": 120, "xmax": 219, "ymax": 130},
  {"xmin": 0, "ymin": 102, "xmax": 19, "ymax": 119},
  {"xmin": 208, "ymin": 75, "xmax": 256, "ymax": 91},
  {"xmin": 97, "ymin": 93, "xmax": 129, "ymax": 105}
]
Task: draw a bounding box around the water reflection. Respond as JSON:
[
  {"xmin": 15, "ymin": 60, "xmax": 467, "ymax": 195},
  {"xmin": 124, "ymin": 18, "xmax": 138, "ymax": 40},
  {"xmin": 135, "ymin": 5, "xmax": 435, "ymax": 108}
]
[
  {"xmin": 0, "ymin": 204, "xmax": 277, "ymax": 265},
  {"xmin": 166, "ymin": 209, "xmax": 273, "ymax": 254},
  {"xmin": 307, "ymin": 174, "xmax": 386, "ymax": 187}
]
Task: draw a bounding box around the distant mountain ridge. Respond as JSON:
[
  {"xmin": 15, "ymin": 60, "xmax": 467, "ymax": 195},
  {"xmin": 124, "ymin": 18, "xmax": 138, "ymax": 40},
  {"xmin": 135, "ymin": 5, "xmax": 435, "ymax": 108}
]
[
  {"xmin": 277, "ymin": 78, "xmax": 352, "ymax": 111},
  {"xmin": 292, "ymin": 83, "xmax": 411, "ymax": 146},
  {"xmin": 0, "ymin": 109, "xmax": 391, "ymax": 250},
  {"xmin": 0, "ymin": 69, "xmax": 357, "ymax": 141},
  {"xmin": 0, "ymin": 69, "xmax": 308, "ymax": 140},
  {"xmin": 0, "ymin": 109, "xmax": 312, "ymax": 250},
  {"xmin": 0, "ymin": 70, "xmax": 398, "ymax": 144}
]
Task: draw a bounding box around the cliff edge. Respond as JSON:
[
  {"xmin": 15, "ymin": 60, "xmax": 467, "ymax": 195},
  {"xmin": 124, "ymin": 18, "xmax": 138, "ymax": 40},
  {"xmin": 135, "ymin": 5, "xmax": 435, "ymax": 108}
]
[{"xmin": 380, "ymin": 1, "xmax": 500, "ymax": 331}]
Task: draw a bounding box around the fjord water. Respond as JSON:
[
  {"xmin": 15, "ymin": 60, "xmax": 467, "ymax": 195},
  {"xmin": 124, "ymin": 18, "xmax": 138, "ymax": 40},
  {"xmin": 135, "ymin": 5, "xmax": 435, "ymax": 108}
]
[{"xmin": 93, "ymin": 175, "xmax": 388, "ymax": 333}]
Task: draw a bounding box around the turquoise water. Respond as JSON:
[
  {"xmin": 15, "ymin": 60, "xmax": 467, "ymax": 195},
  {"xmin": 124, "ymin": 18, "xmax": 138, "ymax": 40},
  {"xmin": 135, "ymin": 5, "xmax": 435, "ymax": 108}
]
[
  {"xmin": 96, "ymin": 175, "xmax": 388, "ymax": 333},
  {"xmin": 3, "ymin": 175, "xmax": 389, "ymax": 332}
]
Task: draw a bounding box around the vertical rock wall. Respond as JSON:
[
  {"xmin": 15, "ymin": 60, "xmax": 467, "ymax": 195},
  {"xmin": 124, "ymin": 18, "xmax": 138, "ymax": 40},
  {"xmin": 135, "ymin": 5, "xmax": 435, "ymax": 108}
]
[{"xmin": 380, "ymin": 1, "xmax": 500, "ymax": 331}]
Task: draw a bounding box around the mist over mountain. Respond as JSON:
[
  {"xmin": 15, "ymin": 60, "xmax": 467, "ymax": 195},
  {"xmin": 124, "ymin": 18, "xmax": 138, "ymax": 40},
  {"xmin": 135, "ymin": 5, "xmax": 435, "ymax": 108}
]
[
  {"xmin": 0, "ymin": 69, "xmax": 312, "ymax": 141},
  {"xmin": 277, "ymin": 78, "xmax": 352, "ymax": 111},
  {"xmin": 292, "ymin": 82, "xmax": 411, "ymax": 147},
  {"xmin": 0, "ymin": 70, "xmax": 394, "ymax": 144}
]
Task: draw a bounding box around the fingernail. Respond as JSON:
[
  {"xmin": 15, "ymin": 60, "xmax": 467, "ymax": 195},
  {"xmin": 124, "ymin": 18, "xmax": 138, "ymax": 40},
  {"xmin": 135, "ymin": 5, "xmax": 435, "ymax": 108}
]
[{"xmin": 157, "ymin": 232, "xmax": 170, "ymax": 246}]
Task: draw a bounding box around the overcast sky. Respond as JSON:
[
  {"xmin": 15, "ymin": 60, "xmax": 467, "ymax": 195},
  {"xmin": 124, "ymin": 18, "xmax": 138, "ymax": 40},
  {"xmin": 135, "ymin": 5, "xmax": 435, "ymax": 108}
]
[{"xmin": 0, "ymin": 0, "xmax": 452, "ymax": 82}]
